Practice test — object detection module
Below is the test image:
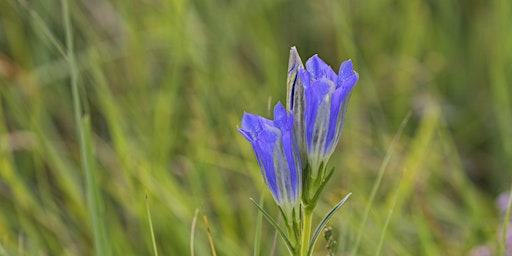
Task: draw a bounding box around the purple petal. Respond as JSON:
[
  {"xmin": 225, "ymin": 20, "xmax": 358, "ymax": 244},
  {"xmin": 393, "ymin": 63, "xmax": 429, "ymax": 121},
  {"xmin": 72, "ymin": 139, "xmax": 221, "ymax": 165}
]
[
  {"xmin": 338, "ymin": 59, "xmax": 354, "ymax": 82},
  {"xmin": 339, "ymin": 71, "xmax": 359, "ymax": 93},
  {"xmin": 304, "ymin": 79, "xmax": 334, "ymax": 152},
  {"xmin": 324, "ymin": 86, "xmax": 344, "ymax": 151},
  {"xmin": 299, "ymin": 68, "xmax": 311, "ymax": 89},
  {"xmin": 240, "ymin": 113, "xmax": 263, "ymax": 141},
  {"xmin": 305, "ymin": 55, "xmax": 337, "ymax": 82},
  {"xmin": 273, "ymin": 102, "xmax": 288, "ymax": 130},
  {"xmin": 280, "ymin": 128, "xmax": 299, "ymax": 201},
  {"xmin": 252, "ymin": 129, "xmax": 279, "ymax": 201}
]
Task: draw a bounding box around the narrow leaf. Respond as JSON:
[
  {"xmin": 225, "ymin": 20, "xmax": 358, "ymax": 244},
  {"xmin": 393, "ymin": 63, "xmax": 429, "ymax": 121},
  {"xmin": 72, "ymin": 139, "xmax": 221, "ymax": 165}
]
[
  {"xmin": 308, "ymin": 193, "xmax": 352, "ymax": 255},
  {"xmin": 249, "ymin": 198, "xmax": 295, "ymax": 254},
  {"xmin": 253, "ymin": 195, "xmax": 264, "ymax": 256},
  {"xmin": 309, "ymin": 167, "xmax": 335, "ymax": 206}
]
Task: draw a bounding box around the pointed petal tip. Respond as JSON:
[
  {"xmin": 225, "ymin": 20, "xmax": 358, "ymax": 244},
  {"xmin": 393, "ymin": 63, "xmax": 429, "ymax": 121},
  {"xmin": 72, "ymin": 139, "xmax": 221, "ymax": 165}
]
[
  {"xmin": 338, "ymin": 59, "xmax": 357, "ymax": 82},
  {"xmin": 288, "ymin": 46, "xmax": 304, "ymax": 72},
  {"xmin": 273, "ymin": 101, "xmax": 286, "ymax": 118}
]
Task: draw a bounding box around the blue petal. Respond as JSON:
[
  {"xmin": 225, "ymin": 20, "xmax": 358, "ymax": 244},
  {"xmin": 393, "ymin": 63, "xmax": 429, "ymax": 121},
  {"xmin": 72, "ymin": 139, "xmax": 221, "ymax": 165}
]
[
  {"xmin": 239, "ymin": 113, "xmax": 260, "ymax": 141},
  {"xmin": 253, "ymin": 128, "xmax": 280, "ymax": 202},
  {"xmin": 281, "ymin": 129, "xmax": 299, "ymax": 201},
  {"xmin": 299, "ymin": 68, "xmax": 311, "ymax": 89},
  {"xmin": 273, "ymin": 102, "xmax": 288, "ymax": 130},
  {"xmin": 240, "ymin": 113, "xmax": 268, "ymax": 141},
  {"xmin": 340, "ymin": 72, "xmax": 359, "ymax": 92},
  {"xmin": 305, "ymin": 55, "xmax": 337, "ymax": 82},
  {"xmin": 304, "ymin": 79, "xmax": 333, "ymax": 152},
  {"xmin": 324, "ymin": 86, "xmax": 344, "ymax": 151},
  {"xmin": 337, "ymin": 59, "xmax": 354, "ymax": 83}
]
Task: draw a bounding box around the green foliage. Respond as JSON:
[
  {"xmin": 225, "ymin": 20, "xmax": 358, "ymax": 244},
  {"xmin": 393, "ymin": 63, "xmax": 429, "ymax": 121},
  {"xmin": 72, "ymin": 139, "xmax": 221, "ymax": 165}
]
[{"xmin": 0, "ymin": 0, "xmax": 510, "ymax": 255}]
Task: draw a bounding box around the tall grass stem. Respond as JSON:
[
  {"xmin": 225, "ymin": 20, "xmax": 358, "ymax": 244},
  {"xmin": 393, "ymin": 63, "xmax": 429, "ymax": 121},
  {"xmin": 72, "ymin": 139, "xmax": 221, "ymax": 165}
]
[
  {"xmin": 61, "ymin": 0, "xmax": 109, "ymax": 254},
  {"xmin": 351, "ymin": 111, "xmax": 411, "ymax": 255}
]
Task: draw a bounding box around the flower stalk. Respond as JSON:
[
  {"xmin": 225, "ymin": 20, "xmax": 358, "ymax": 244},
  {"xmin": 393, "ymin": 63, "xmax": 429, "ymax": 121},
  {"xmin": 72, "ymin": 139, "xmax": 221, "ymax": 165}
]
[{"xmin": 300, "ymin": 208, "xmax": 313, "ymax": 256}]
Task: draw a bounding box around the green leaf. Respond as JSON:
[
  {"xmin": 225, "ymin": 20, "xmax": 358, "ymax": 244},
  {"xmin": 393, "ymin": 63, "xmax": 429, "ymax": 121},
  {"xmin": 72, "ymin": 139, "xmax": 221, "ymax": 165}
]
[
  {"xmin": 253, "ymin": 195, "xmax": 264, "ymax": 256},
  {"xmin": 308, "ymin": 167, "xmax": 335, "ymax": 209},
  {"xmin": 249, "ymin": 198, "xmax": 295, "ymax": 255},
  {"xmin": 308, "ymin": 193, "xmax": 352, "ymax": 256}
]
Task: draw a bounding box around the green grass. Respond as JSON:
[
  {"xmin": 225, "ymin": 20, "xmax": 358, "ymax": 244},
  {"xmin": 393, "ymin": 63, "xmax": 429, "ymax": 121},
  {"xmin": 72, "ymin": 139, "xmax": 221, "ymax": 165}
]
[{"xmin": 0, "ymin": 0, "xmax": 511, "ymax": 255}]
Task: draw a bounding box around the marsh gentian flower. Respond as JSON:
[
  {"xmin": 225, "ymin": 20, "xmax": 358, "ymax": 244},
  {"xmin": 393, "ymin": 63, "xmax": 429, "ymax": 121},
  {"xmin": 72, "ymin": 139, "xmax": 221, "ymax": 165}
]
[
  {"xmin": 239, "ymin": 102, "xmax": 302, "ymax": 215},
  {"xmin": 287, "ymin": 47, "xmax": 358, "ymax": 178}
]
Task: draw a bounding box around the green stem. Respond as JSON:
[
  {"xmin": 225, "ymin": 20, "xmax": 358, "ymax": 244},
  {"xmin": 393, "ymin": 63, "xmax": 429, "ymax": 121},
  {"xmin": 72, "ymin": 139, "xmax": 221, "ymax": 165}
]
[{"xmin": 300, "ymin": 209, "xmax": 313, "ymax": 256}]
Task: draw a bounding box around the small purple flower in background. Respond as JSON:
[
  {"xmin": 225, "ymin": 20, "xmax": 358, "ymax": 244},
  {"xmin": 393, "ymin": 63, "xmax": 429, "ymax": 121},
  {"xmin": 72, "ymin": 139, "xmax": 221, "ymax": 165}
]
[
  {"xmin": 287, "ymin": 47, "xmax": 359, "ymax": 178},
  {"xmin": 497, "ymin": 191, "xmax": 512, "ymax": 255},
  {"xmin": 497, "ymin": 191, "xmax": 512, "ymax": 220},
  {"xmin": 469, "ymin": 245, "xmax": 492, "ymax": 256},
  {"xmin": 468, "ymin": 191, "xmax": 512, "ymax": 256},
  {"xmin": 239, "ymin": 102, "xmax": 302, "ymax": 217}
]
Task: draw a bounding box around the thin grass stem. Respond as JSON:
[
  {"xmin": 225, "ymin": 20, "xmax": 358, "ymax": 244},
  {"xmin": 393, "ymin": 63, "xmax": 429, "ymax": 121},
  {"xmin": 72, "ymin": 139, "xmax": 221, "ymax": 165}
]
[
  {"xmin": 190, "ymin": 209, "xmax": 199, "ymax": 256},
  {"xmin": 146, "ymin": 194, "xmax": 159, "ymax": 256},
  {"xmin": 351, "ymin": 111, "xmax": 411, "ymax": 256},
  {"xmin": 375, "ymin": 171, "xmax": 405, "ymax": 255},
  {"xmin": 61, "ymin": 1, "xmax": 109, "ymax": 254}
]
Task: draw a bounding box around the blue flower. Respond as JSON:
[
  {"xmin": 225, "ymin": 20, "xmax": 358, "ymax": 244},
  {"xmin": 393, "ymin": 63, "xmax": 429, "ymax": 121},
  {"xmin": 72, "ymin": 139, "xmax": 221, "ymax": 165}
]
[
  {"xmin": 288, "ymin": 48, "xmax": 358, "ymax": 178},
  {"xmin": 239, "ymin": 102, "xmax": 302, "ymax": 209}
]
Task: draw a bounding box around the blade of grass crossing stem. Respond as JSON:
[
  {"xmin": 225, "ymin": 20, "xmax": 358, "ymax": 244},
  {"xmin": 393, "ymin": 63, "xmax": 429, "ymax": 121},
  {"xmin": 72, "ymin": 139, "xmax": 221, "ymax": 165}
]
[
  {"xmin": 375, "ymin": 171, "xmax": 404, "ymax": 256},
  {"xmin": 270, "ymin": 227, "xmax": 279, "ymax": 256},
  {"xmin": 203, "ymin": 213, "xmax": 217, "ymax": 256},
  {"xmin": 499, "ymin": 187, "xmax": 512, "ymax": 256},
  {"xmin": 190, "ymin": 209, "xmax": 199, "ymax": 256},
  {"xmin": 308, "ymin": 193, "xmax": 352, "ymax": 256},
  {"xmin": 83, "ymin": 116, "xmax": 109, "ymax": 255},
  {"xmin": 249, "ymin": 198, "xmax": 295, "ymax": 254},
  {"xmin": 253, "ymin": 195, "xmax": 264, "ymax": 256},
  {"xmin": 146, "ymin": 194, "xmax": 159, "ymax": 256},
  {"xmin": 351, "ymin": 111, "xmax": 411, "ymax": 256},
  {"xmin": 62, "ymin": 0, "xmax": 109, "ymax": 254}
]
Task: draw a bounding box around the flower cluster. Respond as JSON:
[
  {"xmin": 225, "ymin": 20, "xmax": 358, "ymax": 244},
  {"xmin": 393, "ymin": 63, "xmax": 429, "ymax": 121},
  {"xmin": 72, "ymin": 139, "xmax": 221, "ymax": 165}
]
[{"xmin": 239, "ymin": 47, "xmax": 358, "ymax": 213}]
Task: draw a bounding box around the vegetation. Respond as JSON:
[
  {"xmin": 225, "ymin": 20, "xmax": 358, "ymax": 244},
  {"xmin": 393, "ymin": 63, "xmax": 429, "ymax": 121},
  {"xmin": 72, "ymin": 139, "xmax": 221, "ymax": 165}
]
[{"xmin": 0, "ymin": 0, "xmax": 511, "ymax": 255}]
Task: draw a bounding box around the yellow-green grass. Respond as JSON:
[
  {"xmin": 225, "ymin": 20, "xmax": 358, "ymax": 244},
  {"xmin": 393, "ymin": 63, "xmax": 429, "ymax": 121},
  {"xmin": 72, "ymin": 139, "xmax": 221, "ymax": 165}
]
[{"xmin": 0, "ymin": 0, "xmax": 510, "ymax": 255}]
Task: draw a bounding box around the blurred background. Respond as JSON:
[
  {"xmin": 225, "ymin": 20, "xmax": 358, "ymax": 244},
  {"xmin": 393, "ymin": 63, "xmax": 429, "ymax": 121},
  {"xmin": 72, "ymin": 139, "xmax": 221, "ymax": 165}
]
[{"xmin": 1, "ymin": 0, "xmax": 511, "ymax": 255}]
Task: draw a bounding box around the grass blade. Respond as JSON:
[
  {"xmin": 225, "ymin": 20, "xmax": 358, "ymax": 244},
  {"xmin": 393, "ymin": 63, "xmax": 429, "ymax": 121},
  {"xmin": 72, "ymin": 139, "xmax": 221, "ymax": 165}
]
[
  {"xmin": 61, "ymin": 1, "xmax": 109, "ymax": 254},
  {"xmin": 203, "ymin": 213, "xmax": 217, "ymax": 256},
  {"xmin": 351, "ymin": 111, "xmax": 411, "ymax": 256},
  {"xmin": 190, "ymin": 209, "xmax": 199, "ymax": 256},
  {"xmin": 375, "ymin": 171, "xmax": 404, "ymax": 255},
  {"xmin": 146, "ymin": 194, "xmax": 158, "ymax": 256}
]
